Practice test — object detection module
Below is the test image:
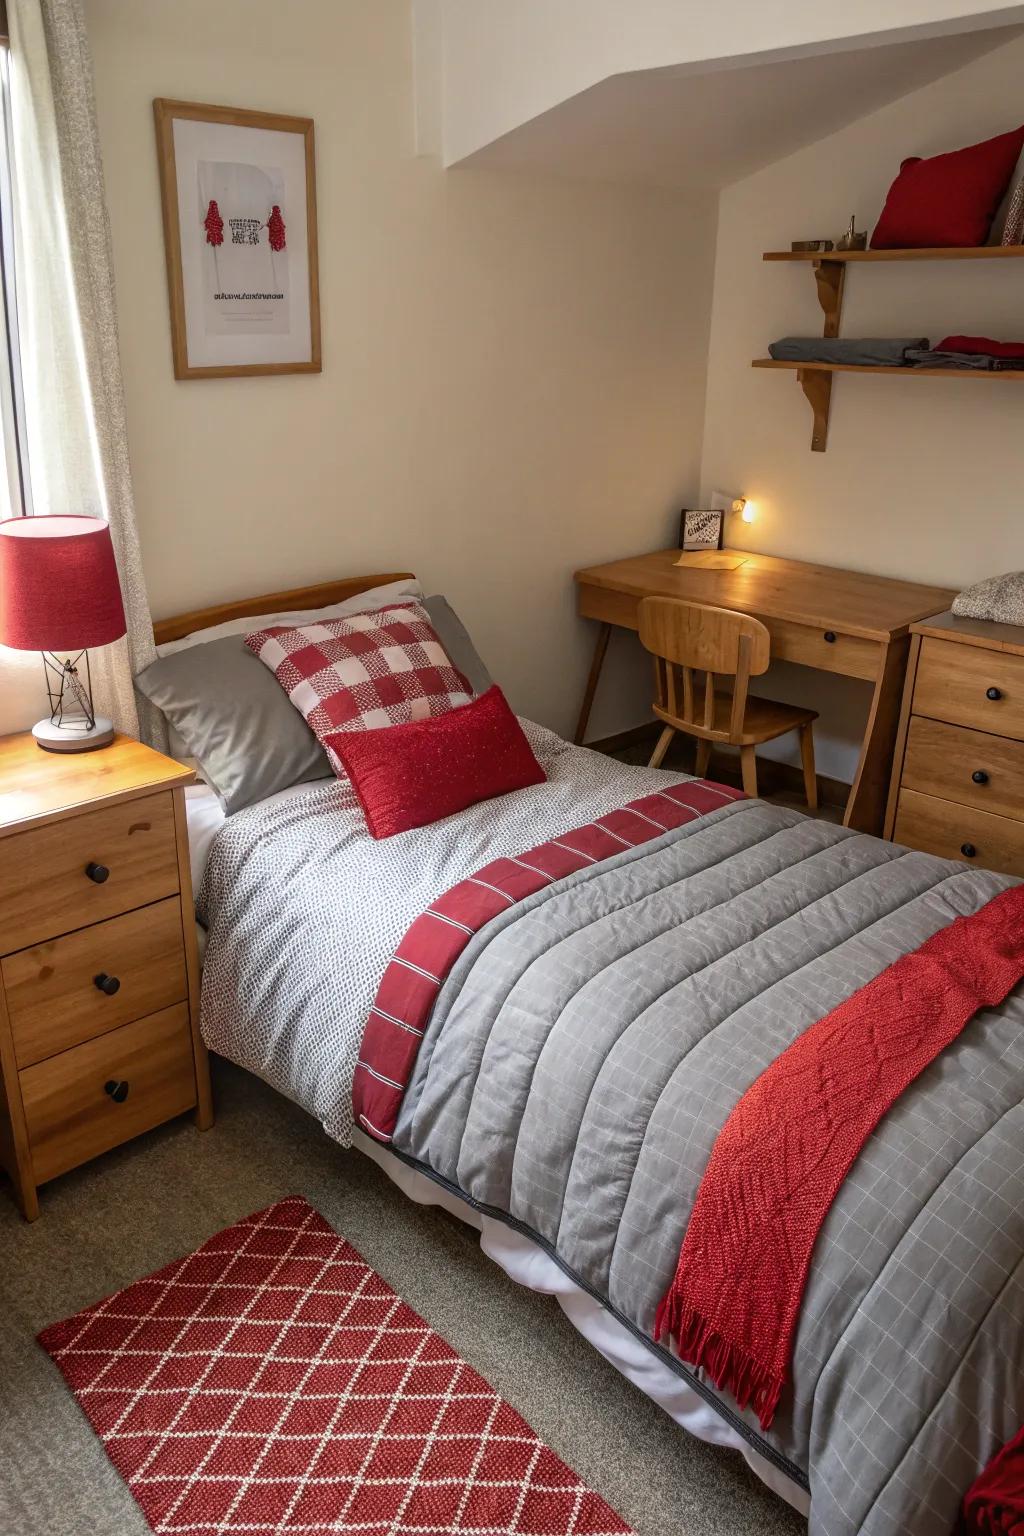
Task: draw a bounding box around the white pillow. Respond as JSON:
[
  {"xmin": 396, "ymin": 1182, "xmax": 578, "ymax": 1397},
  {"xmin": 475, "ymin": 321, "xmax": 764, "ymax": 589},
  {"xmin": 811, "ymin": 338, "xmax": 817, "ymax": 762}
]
[{"xmin": 155, "ymin": 577, "xmax": 423, "ymax": 658}]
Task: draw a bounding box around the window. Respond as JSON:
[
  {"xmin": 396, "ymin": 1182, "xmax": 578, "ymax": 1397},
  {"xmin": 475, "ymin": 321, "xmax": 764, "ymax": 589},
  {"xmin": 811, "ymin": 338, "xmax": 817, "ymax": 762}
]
[{"xmin": 0, "ymin": 24, "xmax": 30, "ymax": 522}]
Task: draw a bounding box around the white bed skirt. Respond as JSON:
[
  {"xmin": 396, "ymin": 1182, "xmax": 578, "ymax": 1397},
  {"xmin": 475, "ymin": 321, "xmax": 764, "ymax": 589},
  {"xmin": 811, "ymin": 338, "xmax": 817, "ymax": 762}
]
[{"xmin": 353, "ymin": 1129, "xmax": 810, "ymax": 1518}]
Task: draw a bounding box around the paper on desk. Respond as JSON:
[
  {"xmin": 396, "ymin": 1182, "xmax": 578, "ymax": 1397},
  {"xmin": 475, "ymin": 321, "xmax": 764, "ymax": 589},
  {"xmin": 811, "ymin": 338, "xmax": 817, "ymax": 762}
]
[{"xmin": 674, "ymin": 551, "xmax": 748, "ymax": 570}]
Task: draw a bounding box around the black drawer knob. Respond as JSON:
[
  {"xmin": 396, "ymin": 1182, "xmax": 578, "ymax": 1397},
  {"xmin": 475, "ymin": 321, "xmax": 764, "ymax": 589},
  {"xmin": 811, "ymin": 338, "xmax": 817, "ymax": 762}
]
[
  {"xmin": 972, "ymin": 770, "xmax": 989, "ymax": 785},
  {"xmin": 823, "ymin": 630, "xmax": 837, "ymax": 643},
  {"xmin": 93, "ymin": 973, "xmax": 120, "ymax": 996},
  {"xmin": 104, "ymin": 1079, "xmax": 129, "ymax": 1104},
  {"xmin": 85, "ymin": 862, "xmax": 109, "ymax": 884},
  {"xmin": 986, "ymin": 687, "xmax": 1003, "ymax": 701},
  {"xmin": 961, "ymin": 843, "xmax": 977, "ymax": 859}
]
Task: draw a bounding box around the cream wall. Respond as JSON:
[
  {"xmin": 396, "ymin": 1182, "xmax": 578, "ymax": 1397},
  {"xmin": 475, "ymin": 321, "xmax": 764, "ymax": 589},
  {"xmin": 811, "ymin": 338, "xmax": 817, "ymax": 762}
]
[
  {"xmin": 700, "ymin": 32, "xmax": 1024, "ymax": 781},
  {"xmin": 67, "ymin": 0, "xmax": 716, "ymax": 744}
]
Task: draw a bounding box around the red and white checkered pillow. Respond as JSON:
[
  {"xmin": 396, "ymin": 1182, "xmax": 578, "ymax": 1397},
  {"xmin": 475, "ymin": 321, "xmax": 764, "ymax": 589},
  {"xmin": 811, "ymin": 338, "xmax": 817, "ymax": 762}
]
[{"xmin": 244, "ymin": 602, "xmax": 473, "ymax": 774}]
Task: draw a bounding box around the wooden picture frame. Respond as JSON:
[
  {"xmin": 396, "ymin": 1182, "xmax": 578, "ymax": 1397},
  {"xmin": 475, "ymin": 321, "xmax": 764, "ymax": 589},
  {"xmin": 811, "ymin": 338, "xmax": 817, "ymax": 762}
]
[
  {"xmin": 153, "ymin": 99, "xmax": 321, "ymax": 379},
  {"xmin": 679, "ymin": 507, "xmax": 724, "ymax": 551}
]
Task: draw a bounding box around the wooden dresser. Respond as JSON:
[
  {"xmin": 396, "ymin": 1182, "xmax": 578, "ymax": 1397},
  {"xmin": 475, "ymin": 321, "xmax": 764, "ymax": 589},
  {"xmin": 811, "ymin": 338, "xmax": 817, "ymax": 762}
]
[
  {"xmin": 0, "ymin": 732, "xmax": 213, "ymax": 1220},
  {"xmin": 885, "ymin": 610, "xmax": 1024, "ymax": 875}
]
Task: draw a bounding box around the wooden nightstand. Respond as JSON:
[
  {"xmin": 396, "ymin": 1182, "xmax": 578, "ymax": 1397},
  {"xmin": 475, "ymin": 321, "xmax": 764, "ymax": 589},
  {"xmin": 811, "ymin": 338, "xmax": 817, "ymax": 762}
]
[
  {"xmin": 0, "ymin": 732, "xmax": 213, "ymax": 1220},
  {"xmin": 885, "ymin": 610, "xmax": 1024, "ymax": 875}
]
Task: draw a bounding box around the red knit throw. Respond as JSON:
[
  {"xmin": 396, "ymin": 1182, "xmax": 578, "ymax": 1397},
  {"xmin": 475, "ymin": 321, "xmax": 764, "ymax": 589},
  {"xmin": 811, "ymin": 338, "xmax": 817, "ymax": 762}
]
[
  {"xmin": 961, "ymin": 1420, "xmax": 1024, "ymax": 1533},
  {"xmin": 655, "ymin": 883, "xmax": 1024, "ymax": 1431}
]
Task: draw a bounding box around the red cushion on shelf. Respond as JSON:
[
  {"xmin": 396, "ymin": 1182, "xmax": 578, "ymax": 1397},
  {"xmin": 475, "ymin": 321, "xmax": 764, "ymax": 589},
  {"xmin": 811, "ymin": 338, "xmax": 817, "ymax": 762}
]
[
  {"xmin": 325, "ymin": 685, "xmax": 546, "ymax": 839},
  {"xmin": 871, "ymin": 125, "xmax": 1024, "ymax": 249}
]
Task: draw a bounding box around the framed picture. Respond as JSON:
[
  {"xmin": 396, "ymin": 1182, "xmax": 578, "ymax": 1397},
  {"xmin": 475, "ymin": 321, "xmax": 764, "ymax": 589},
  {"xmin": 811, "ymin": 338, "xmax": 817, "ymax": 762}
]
[
  {"xmin": 153, "ymin": 99, "xmax": 321, "ymax": 379},
  {"xmin": 679, "ymin": 507, "xmax": 724, "ymax": 551}
]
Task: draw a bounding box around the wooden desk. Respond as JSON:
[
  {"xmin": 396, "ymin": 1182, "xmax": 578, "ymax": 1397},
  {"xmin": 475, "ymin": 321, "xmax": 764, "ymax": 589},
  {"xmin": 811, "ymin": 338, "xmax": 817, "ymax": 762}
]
[{"xmin": 574, "ymin": 548, "xmax": 955, "ymax": 835}]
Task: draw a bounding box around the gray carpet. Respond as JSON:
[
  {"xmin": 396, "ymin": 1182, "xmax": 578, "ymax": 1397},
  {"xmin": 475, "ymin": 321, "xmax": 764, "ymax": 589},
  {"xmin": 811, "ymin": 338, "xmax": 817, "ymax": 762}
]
[{"xmin": 0, "ymin": 1058, "xmax": 805, "ymax": 1535}]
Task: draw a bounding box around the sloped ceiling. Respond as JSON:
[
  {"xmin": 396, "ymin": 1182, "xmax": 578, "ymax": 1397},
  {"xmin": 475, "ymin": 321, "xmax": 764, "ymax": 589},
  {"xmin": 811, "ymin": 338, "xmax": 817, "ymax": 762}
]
[{"xmin": 453, "ymin": 25, "xmax": 1023, "ymax": 189}]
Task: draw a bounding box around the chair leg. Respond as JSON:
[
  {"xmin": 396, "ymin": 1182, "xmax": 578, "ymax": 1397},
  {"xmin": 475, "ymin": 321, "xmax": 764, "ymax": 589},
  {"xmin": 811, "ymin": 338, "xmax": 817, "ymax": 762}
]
[
  {"xmin": 694, "ymin": 739, "xmax": 712, "ymax": 778},
  {"xmin": 799, "ymin": 722, "xmax": 818, "ymax": 812},
  {"xmin": 740, "ymin": 744, "xmax": 759, "ymax": 799},
  {"xmin": 649, "ymin": 726, "xmax": 675, "ymax": 770}
]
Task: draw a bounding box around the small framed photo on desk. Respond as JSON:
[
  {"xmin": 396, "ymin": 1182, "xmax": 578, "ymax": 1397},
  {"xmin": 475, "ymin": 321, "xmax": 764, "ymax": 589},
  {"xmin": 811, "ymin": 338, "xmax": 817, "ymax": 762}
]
[{"xmin": 679, "ymin": 507, "xmax": 724, "ymax": 551}]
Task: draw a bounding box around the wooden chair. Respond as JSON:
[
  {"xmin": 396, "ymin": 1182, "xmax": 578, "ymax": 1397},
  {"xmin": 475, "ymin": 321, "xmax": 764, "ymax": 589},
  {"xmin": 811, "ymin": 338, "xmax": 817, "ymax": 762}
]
[{"xmin": 637, "ymin": 597, "xmax": 819, "ymax": 807}]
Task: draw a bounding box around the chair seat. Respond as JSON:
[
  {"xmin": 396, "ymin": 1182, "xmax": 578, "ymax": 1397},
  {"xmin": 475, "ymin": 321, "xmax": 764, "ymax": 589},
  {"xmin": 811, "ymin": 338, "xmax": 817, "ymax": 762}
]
[{"xmin": 655, "ymin": 691, "xmax": 818, "ymax": 747}]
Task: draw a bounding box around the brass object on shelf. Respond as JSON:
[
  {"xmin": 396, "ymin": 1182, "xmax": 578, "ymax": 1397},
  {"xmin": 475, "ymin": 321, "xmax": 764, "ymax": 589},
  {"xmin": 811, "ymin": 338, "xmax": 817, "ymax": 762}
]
[{"xmin": 835, "ymin": 215, "xmax": 867, "ymax": 252}]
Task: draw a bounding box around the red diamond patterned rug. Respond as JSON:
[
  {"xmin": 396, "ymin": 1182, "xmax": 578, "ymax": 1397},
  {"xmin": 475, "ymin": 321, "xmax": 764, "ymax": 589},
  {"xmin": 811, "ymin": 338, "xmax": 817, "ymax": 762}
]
[{"xmin": 38, "ymin": 1195, "xmax": 633, "ymax": 1536}]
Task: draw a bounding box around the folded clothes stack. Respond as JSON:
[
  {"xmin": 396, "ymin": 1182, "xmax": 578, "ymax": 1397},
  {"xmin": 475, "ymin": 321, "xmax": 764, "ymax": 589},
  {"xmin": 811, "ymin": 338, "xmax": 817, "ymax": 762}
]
[
  {"xmin": 768, "ymin": 337, "xmax": 928, "ymax": 366},
  {"xmin": 906, "ymin": 335, "xmax": 1024, "ymax": 371}
]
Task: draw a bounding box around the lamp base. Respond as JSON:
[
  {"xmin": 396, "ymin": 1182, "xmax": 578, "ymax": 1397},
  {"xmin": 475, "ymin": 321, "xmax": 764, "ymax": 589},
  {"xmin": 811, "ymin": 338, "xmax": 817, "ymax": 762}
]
[{"xmin": 32, "ymin": 715, "xmax": 115, "ymax": 753}]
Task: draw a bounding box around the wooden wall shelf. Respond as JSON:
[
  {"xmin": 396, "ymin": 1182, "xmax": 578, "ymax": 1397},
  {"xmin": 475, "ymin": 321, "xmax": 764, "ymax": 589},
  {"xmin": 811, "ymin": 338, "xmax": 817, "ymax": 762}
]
[
  {"xmin": 763, "ymin": 245, "xmax": 1024, "ymax": 263},
  {"xmin": 753, "ymin": 359, "xmax": 1024, "ymax": 379},
  {"xmin": 756, "ymin": 245, "xmax": 1024, "ymax": 450}
]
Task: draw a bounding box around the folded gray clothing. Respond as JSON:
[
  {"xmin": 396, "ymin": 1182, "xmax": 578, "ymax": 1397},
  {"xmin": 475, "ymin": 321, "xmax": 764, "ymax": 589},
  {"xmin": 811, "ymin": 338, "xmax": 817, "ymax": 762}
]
[
  {"xmin": 994, "ymin": 357, "xmax": 1024, "ymax": 371},
  {"xmin": 953, "ymin": 570, "xmax": 1024, "ymax": 623},
  {"xmin": 905, "ymin": 349, "xmax": 996, "ymax": 370},
  {"xmin": 768, "ymin": 336, "xmax": 928, "ymax": 366}
]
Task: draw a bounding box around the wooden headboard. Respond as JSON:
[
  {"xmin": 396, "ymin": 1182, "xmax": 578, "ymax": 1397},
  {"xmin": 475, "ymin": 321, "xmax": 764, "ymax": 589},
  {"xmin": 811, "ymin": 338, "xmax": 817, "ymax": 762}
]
[{"xmin": 152, "ymin": 572, "xmax": 416, "ymax": 647}]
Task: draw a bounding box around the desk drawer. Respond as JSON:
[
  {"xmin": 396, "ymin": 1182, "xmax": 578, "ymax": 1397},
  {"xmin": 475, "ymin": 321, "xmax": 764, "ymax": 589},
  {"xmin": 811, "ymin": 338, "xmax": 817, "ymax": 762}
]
[
  {"xmin": 0, "ymin": 791, "xmax": 180, "ymax": 954},
  {"xmin": 892, "ymin": 788, "xmax": 1024, "ymax": 876},
  {"xmin": 20, "ymin": 1003, "xmax": 196, "ymax": 1185},
  {"xmin": 914, "ymin": 637, "xmax": 1024, "ymax": 739},
  {"xmin": 4, "ymin": 897, "xmax": 187, "ymax": 1068},
  {"xmin": 902, "ymin": 716, "xmax": 1024, "ymax": 821},
  {"xmin": 763, "ymin": 618, "xmax": 879, "ymax": 682}
]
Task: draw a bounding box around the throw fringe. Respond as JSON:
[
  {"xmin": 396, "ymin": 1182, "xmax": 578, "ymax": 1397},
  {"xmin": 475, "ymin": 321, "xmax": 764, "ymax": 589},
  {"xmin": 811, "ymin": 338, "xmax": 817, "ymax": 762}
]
[{"xmin": 655, "ymin": 1291, "xmax": 783, "ymax": 1431}]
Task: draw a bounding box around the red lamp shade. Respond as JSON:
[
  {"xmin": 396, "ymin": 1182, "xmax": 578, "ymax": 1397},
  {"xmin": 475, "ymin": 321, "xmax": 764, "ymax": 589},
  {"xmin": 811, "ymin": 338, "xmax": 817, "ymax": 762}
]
[{"xmin": 0, "ymin": 515, "xmax": 126, "ymax": 652}]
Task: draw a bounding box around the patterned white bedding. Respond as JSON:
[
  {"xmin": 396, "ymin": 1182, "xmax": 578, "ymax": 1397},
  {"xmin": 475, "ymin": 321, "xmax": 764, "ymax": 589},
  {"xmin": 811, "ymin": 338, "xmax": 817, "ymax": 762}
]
[{"xmin": 196, "ymin": 721, "xmax": 691, "ymax": 1146}]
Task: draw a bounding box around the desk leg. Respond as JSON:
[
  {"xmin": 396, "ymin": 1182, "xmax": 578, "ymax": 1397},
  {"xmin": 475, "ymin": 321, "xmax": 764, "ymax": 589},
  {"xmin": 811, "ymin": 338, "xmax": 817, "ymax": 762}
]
[
  {"xmin": 844, "ymin": 636, "xmax": 910, "ymax": 835},
  {"xmin": 574, "ymin": 622, "xmax": 612, "ymax": 745}
]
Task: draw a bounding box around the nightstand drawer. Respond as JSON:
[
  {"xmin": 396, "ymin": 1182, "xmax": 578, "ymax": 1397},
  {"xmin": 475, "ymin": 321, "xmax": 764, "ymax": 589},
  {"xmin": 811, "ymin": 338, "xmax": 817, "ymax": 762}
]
[
  {"xmin": 901, "ymin": 716, "xmax": 1024, "ymax": 821},
  {"xmin": 914, "ymin": 637, "xmax": 1024, "ymax": 740},
  {"xmin": 3, "ymin": 897, "xmax": 188, "ymax": 1067},
  {"xmin": 20, "ymin": 1003, "xmax": 197, "ymax": 1186},
  {"xmin": 893, "ymin": 788, "xmax": 1024, "ymax": 877},
  {"xmin": 0, "ymin": 790, "xmax": 180, "ymax": 953}
]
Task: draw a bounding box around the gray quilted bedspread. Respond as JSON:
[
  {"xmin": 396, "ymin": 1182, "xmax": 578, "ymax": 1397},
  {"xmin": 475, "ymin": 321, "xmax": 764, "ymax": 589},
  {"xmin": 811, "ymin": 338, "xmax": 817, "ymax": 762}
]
[{"xmin": 391, "ymin": 796, "xmax": 1024, "ymax": 1536}]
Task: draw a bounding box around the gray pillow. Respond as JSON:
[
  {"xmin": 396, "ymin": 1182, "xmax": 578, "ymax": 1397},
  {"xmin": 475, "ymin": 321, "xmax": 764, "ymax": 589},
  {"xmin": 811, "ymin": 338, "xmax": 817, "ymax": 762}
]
[
  {"xmin": 423, "ymin": 595, "xmax": 492, "ymax": 696},
  {"xmin": 134, "ymin": 635, "xmax": 331, "ymax": 813}
]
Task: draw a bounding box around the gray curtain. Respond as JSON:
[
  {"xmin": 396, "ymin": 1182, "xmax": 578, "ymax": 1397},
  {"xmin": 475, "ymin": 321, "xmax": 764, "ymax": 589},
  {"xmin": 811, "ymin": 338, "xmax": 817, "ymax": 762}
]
[{"xmin": 7, "ymin": 0, "xmax": 163, "ymax": 743}]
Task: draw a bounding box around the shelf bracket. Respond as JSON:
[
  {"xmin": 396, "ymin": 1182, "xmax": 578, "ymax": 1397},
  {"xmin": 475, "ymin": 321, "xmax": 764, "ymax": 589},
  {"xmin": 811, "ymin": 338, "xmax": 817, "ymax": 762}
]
[
  {"xmin": 812, "ymin": 259, "xmax": 845, "ymax": 338},
  {"xmin": 798, "ymin": 367, "xmax": 831, "ymax": 452}
]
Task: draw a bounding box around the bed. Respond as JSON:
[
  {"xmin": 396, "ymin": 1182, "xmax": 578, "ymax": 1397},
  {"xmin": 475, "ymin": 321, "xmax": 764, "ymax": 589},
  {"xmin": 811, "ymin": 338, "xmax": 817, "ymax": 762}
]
[{"xmin": 153, "ymin": 573, "xmax": 1024, "ymax": 1536}]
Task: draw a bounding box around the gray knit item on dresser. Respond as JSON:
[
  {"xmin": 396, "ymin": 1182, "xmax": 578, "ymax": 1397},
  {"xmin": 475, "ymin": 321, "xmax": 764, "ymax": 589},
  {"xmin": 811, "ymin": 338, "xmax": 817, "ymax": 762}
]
[{"xmin": 953, "ymin": 570, "xmax": 1024, "ymax": 623}]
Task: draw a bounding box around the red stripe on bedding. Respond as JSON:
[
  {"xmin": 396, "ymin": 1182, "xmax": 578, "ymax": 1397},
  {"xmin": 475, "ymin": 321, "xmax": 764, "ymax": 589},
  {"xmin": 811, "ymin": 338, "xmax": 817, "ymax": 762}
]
[
  {"xmin": 655, "ymin": 881, "xmax": 1024, "ymax": 1432},
  {"xmin": 353, "ymin": 777, "xmax": 745, "ymax": 1143}
]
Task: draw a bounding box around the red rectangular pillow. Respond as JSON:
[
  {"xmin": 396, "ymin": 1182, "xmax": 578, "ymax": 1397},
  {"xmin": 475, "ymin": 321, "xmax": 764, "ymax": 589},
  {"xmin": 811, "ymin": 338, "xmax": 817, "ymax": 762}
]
[
  {"xmin": 325, "ymin": 685, "xmax": 547, "ymax": 838},
  {"xmin": 871, "ymin": 125, "xmax": 1024, "ymax": 249}
]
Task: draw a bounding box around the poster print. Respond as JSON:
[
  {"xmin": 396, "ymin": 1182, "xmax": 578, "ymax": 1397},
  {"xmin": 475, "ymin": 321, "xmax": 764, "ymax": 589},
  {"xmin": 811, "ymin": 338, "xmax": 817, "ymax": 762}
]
[{"xmin": 154, "ymin": 100, "xmax": 321, "ymax": 378}]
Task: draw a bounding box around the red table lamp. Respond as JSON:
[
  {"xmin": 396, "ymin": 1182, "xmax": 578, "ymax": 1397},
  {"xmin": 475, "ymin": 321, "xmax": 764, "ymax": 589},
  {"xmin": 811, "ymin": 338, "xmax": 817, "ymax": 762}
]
[{"xmin": 0, "ymin": 515, "xmax": 127, "ymax": 752}]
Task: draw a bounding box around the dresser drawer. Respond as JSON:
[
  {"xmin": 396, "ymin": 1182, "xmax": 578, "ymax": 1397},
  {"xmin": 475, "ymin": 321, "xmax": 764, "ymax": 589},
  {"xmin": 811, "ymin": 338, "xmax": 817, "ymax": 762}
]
[
  {"xmin": 3, "ymin": 897, "xmax": 187, "ymax": 1068},
  {"xmin": 914, "ymin": 636, "xmax": 1024, "ymax": 740},
  {"xmin": 0, "ymin": 791, "xmax": 180, "ymax": 953},
  {"xmin": 20, "ymin": 1003, "xmax": 196, "ymax": 1186},
  {"xmin": 902, "ymin": 716, "xmax": 1024, "ymax": 821},
  {"xmin": 893, "ymin": 788, "xmax": 1024, "ymax": 876}
]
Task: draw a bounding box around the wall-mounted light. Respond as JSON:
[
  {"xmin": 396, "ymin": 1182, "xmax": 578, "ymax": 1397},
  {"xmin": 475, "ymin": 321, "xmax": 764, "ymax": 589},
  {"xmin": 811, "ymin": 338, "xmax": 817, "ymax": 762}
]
[{"xmin": 732, "ymin": 497, "xmax": 756, "ymax": 524}]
